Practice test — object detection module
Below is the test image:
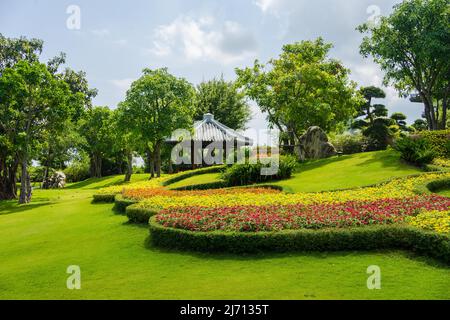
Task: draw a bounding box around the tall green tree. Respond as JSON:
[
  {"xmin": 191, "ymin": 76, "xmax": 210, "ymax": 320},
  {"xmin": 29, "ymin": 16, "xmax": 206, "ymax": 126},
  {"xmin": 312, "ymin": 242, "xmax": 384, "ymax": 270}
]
[
  {"xmin": 0, "ymin": 34, "xmax": 44, "ymax": 200},
  {"xmin": 79, "ymin": 106, "xmax": 114, "ymax": 178},
  {"xmin": 236, "ymin": 38, "xmax": 362, "ymax": 149},
  {"xmin": 0, "ymin": 61, "xmax": 78, "ymax": 203},
  {"xmin": 194, "ymin": 77, "xmax": 251, "ymax": 130},
  {"xmin": 121, "ymin": 68, "xmax": 195, "ymax": 178},
  {"xmin": 358, "ymin": 0, "xmax": 450, "ymax": 130}
]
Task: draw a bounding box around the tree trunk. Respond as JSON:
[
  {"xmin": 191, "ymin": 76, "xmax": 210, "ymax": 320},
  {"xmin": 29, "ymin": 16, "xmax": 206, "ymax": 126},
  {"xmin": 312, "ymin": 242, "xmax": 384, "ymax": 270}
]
[
  {"xmin": 124, "ymin": 152, "xmax": 133, "ymax": 182},
  {"xmin": 421, "ymin": 93, "xmax": 438, "ymax": 130},
  {"xmin": 0, "ymin": 157, "xmax": 18, "ymax": 200},
  {"xmin": 155, "ymin": 141, "xmax": 161, "ymax": 178},
  {"xmin": 90, "ymin": 153, "xmax": 102, "ymax": 178},
  {"xmin": 19, "ymin": 156, "xmax": 30, "ymax": 204}
]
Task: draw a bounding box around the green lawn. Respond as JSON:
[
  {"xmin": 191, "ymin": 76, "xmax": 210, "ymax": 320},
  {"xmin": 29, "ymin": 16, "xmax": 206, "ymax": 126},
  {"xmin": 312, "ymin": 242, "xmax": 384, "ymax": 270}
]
[
  {"xmin": 1, "ymin": 169, "xmax": 450, "ymax": 299},
  {"xmin": 166, "ymin": 150, "xmax": 421, "ymax": 192},
  {"xmin": 168, "ymin": 173, "xmax": 222, "ymax": 189},
  {"xmin": 438, "ymin": 189, "xmax": 450, "ymax": 197}
]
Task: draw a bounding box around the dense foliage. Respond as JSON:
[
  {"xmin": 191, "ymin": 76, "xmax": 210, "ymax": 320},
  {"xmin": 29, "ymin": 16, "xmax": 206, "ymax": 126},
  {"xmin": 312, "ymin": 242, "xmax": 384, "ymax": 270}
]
[
  {"xmin": 395, "ymin": 136, "xmax": 436, "ymax": 166},
  {"xmin": 221, "ymin": 156, "xmax": 297, "ymax": 186}
]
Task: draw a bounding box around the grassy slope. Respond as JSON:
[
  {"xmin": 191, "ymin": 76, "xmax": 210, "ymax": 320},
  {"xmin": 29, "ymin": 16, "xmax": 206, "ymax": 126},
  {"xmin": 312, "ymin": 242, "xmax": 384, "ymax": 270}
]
[
  {"xmin": 166, "ymin": 150, "xmax": 421, "ymax": 192},
  {"xmin": 0, "ymin": 171, "xmax": 449, "ymax": 299}
]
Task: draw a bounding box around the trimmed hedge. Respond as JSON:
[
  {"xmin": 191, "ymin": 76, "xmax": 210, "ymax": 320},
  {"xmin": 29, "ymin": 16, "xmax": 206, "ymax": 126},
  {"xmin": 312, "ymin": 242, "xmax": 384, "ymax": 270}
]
[
  {"xmin": 171, "ymin": 181, "xmax": 228, "ymax": 191},
  {"xmin": 162, "ymin": 166, "xmax": 226, "ymax": 187},
  {"xmin": 92, "ymin": 194, "xmax": 116, "ymax": 203},
  {"xmin": 413, "ymin": 177, "xmax": 450, "ymax": 195},
  {"xmin": 149, "ymin": 218, "xmax": 450, "ymax": 264},
  {"xmin": 113, "ymin": 194, "xmax": 138, "ymax": 213},
  {"xmin": 126, "ymin": 204, "xmax": 160, "ymax": 224}
]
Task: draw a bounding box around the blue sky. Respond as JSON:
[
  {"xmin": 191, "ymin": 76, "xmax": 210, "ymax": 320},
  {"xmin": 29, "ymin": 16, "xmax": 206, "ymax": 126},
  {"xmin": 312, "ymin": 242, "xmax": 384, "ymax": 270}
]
[{"xmin": 1, "ymin": 0, "xmax": 424, "ymax": 134}]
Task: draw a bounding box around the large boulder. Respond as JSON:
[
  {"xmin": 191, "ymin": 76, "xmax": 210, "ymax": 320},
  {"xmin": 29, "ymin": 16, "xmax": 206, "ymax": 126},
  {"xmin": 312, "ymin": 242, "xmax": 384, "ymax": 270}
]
[
  {"xmin": 42, "ymin": 171, "xmax": 66, "ymax": 189},
  {"xmin": 295, "ymin": 126, "xmax": 337, "ymax": 161}
]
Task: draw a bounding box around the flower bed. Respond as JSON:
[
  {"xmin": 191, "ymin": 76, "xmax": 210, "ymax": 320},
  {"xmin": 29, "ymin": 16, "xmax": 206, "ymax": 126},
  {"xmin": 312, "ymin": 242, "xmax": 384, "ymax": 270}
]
[
  {"xmin": 408, "ymin": 211, "xmax": 450, "ymax": 234},
  {"xmin": 155, "ymin": 195, "xmax": 450, "ymax": 232},
  {"xmin": 122, "ymin": 187, "xmax": 280, "ymax": 200},
  {"xmin": 134, "ymin": 173, "xmax": 450, "ymax": 210}
]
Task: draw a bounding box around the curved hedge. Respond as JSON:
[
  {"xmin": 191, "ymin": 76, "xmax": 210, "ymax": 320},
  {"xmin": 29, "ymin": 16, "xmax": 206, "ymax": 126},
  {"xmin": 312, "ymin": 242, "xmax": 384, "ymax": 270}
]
[
  {"xmin": 126, "ymin": 204, "xmax": 160, "ymax": 224},
  {"xmin": 92, "ymin": 193, "xmax": 116, "ymax": 203},
  {"xmin": 113, "ymin": 194, "xmax": 138, "ymax": 213},
  {"xmin": 149, "ymin": 217, "xmax": 450, "ymax": 264},
  {"xmin": 413, "ymin": 177, "xmax": 450, "ymax": 195}
]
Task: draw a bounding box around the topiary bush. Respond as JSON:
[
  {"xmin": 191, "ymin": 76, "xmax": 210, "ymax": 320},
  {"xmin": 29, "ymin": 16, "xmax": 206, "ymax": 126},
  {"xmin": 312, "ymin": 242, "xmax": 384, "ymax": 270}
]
[
  {"xmin": 221, "ymin": 155, "xmax": 297, "ymax": 187},
  {"xmin": 395, "ymin": 136, "xmax": 436, "ymax": 166}
]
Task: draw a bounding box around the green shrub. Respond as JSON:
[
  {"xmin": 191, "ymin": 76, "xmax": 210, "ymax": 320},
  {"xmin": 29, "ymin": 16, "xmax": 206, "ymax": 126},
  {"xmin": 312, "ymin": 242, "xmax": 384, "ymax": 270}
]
[
  {"xmin": 171, "ymin": 181, "xmax": 229, "ymax": 191},
  {"xmin": 64, "ymin": 159, "xmax": 90, "ymax": 183},
  {"xmin": 113, "ymin": 194, "xmax": 138, "ymax": 213},
  {"xmin": 92, "ymin": 194, "xmax": 116, "ymax": 203},
  {"xmin": 221, "ymin": 155, "xmax": 297, "ymax": 187},
  {"xmin": 126, "ymin": 204, "xmax": 160, "ymax": 224},
  {"xmin": 418, "ymin": 130, "xmax": 450, "ymax": 158},
  {"xmin": 149, "ymin": 218, "xmax": 450, "ymax": 264},
  {"xmin": 395, "ymin": 136, "xmax": 436, "ymax": 166},
  {"xmin": 331, "ymin": 133, "xmax": 366, "ymax": 154}
]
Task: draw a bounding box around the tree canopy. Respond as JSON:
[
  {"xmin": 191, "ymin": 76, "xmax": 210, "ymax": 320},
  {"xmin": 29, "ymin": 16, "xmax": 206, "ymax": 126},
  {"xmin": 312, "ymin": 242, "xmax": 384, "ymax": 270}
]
[
  {"xmin": 194, "ymin": 77, "xmax": 251, "ymax": 130},
  {"xmin": 358, "ymin": 0, "xmax": 450, "ymax": 130},
  {"xmin": 120, "ymin": 68, "xmax": 195, "ymax": 178},
  {"xmin": 236, "ymin": 38, "xmax": 362, "ymax": 147}
]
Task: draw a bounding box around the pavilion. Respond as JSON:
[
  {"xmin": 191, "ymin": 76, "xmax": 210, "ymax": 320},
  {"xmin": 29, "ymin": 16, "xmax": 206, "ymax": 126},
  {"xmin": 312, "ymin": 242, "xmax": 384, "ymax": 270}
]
[{"xmin": 167, "ymin": 113, "xmax": 253, "ymax": 169}]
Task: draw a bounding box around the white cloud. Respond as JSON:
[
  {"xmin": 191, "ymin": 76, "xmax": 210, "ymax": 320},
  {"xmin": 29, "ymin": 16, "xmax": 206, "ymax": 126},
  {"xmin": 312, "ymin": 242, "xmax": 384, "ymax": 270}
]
[
  {"xmin": 254, "ymin": 0, "xmax": 279, "ymax": 13},
  {"xmin": 148, "ymin": 15, "xmax": 257, "ymax": 64},
  {"xmin": 112, "ymin": 39, "xmax": 128, "ymax": 46}
]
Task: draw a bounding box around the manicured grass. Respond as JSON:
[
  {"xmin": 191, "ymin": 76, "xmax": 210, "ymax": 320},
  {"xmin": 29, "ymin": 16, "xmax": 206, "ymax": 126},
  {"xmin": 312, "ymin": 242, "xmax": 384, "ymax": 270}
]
[
  {"xmin": 168, "ymin": 173, "xmax": 222, "ymax": 189},
  {"xmin": 166, "ymin": 150, "xmax": 421, "ymax": 193},
  {"xmin": 0, "ymin": 175, "xmax": 449, "ymax": 299}
]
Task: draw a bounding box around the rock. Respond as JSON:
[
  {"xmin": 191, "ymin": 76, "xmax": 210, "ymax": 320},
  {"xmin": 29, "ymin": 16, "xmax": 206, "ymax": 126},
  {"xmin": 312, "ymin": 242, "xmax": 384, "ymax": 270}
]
[
  {"xmin": 295, "ymin": 126, "xmax": 337, "ymax": 161},
  {"xmin": 42, "ymin": 171, "xmax": 66, "ymax": 189}
]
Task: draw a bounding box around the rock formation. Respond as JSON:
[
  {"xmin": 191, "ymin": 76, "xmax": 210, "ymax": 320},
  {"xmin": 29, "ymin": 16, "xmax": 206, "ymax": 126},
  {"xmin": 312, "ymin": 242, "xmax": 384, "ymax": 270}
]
[{"xmin": 295, "ymin": 126, "xmax": 337, "ymax": 161}]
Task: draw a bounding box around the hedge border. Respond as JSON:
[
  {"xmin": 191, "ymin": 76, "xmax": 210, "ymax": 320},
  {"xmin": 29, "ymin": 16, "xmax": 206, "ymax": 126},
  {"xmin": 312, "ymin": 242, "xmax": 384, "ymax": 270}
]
[
  {"xmin": 113, "ymin": 194, "xmax": 138, "ymax": 213},
  {"xmin": 413, "ymin": 177, "xmax": 450, "ymax": 195},
  {"xmin": 92, "ymin": 193, "xmax": 116, "ymax": 203},
  {"xmin": 126, "ymin": 204, "xmax": 160, "ymax": 224},
  {"xmin": 149, "ymin": 218, "xmax": 450, "ymax": 264}
]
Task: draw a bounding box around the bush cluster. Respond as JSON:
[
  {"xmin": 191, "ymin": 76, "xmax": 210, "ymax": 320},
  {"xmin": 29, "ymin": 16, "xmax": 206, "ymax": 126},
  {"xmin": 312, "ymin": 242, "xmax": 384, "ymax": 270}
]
[
  {"xmin": 418, "ymin": 130, "xmax": 450, "ymax": 158},
  {"xmin": 395, "ymin": 136, "xmax": 436, "ymax": 166},
  {"xmin": 331, "ymin": 133, "xmax": 367, "ymax": 154},
  {"xmin": 148, "ymin": 219, "xmax": 450, "ymax": 264},
  {"xmin": 221, "ymin": 155, "xmax": 297, "ymax": 187},
  {"xmin": 64, "ymin": 159, "xmax": 90, "ymax": 183}
]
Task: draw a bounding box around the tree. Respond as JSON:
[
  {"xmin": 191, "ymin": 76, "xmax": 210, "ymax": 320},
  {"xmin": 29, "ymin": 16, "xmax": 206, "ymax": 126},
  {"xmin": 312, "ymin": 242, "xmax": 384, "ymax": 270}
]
[
  {"xmin": 390, "ymin": 112, "xmax": 409, "ymax": 132},
  {"xmin": 412, "ymin": 118, "xmax": 428, "ymax": 131},
  {"xmin": 0, "ymin": 61, "xmax": 77, "ymax": 203},
  {"xmin": 112, "ymin": 107, "xmax": 138, "ymax": 182},
  {"xmin": 236, "ymin": 38, "xmax": 362, "ymax": 149},
  {"xmin": 121, "ymin": 68, "xmax": 195, "ymax": 178},
  {"xmin": 358, "ymin": 0, "xmax": 450, "ymax": 130},
  {"xmin": 0, "ymin": 34, "xmax": 44, "ymax": 200},
  {"xmin": 194, "ymin": 77, "xmax": 251, "ymax": 130},
  {"xmin": 352, "ymin": 86, "xmax": 395, "ymax": 150},
  {"xmin": 79, "ymin": 107, "xmax": 114, "ymax": 178}
]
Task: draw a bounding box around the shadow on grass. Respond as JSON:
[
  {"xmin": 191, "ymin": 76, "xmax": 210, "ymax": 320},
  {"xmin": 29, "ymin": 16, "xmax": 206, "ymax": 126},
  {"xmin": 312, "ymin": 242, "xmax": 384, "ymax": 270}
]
[
  {"xmin": 0, "ymin": 200, "xmax": 52, "ymax": 216},
  {"xmin": 143, "ymin": 234, "xmax": 450, "ymax": 269}
]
